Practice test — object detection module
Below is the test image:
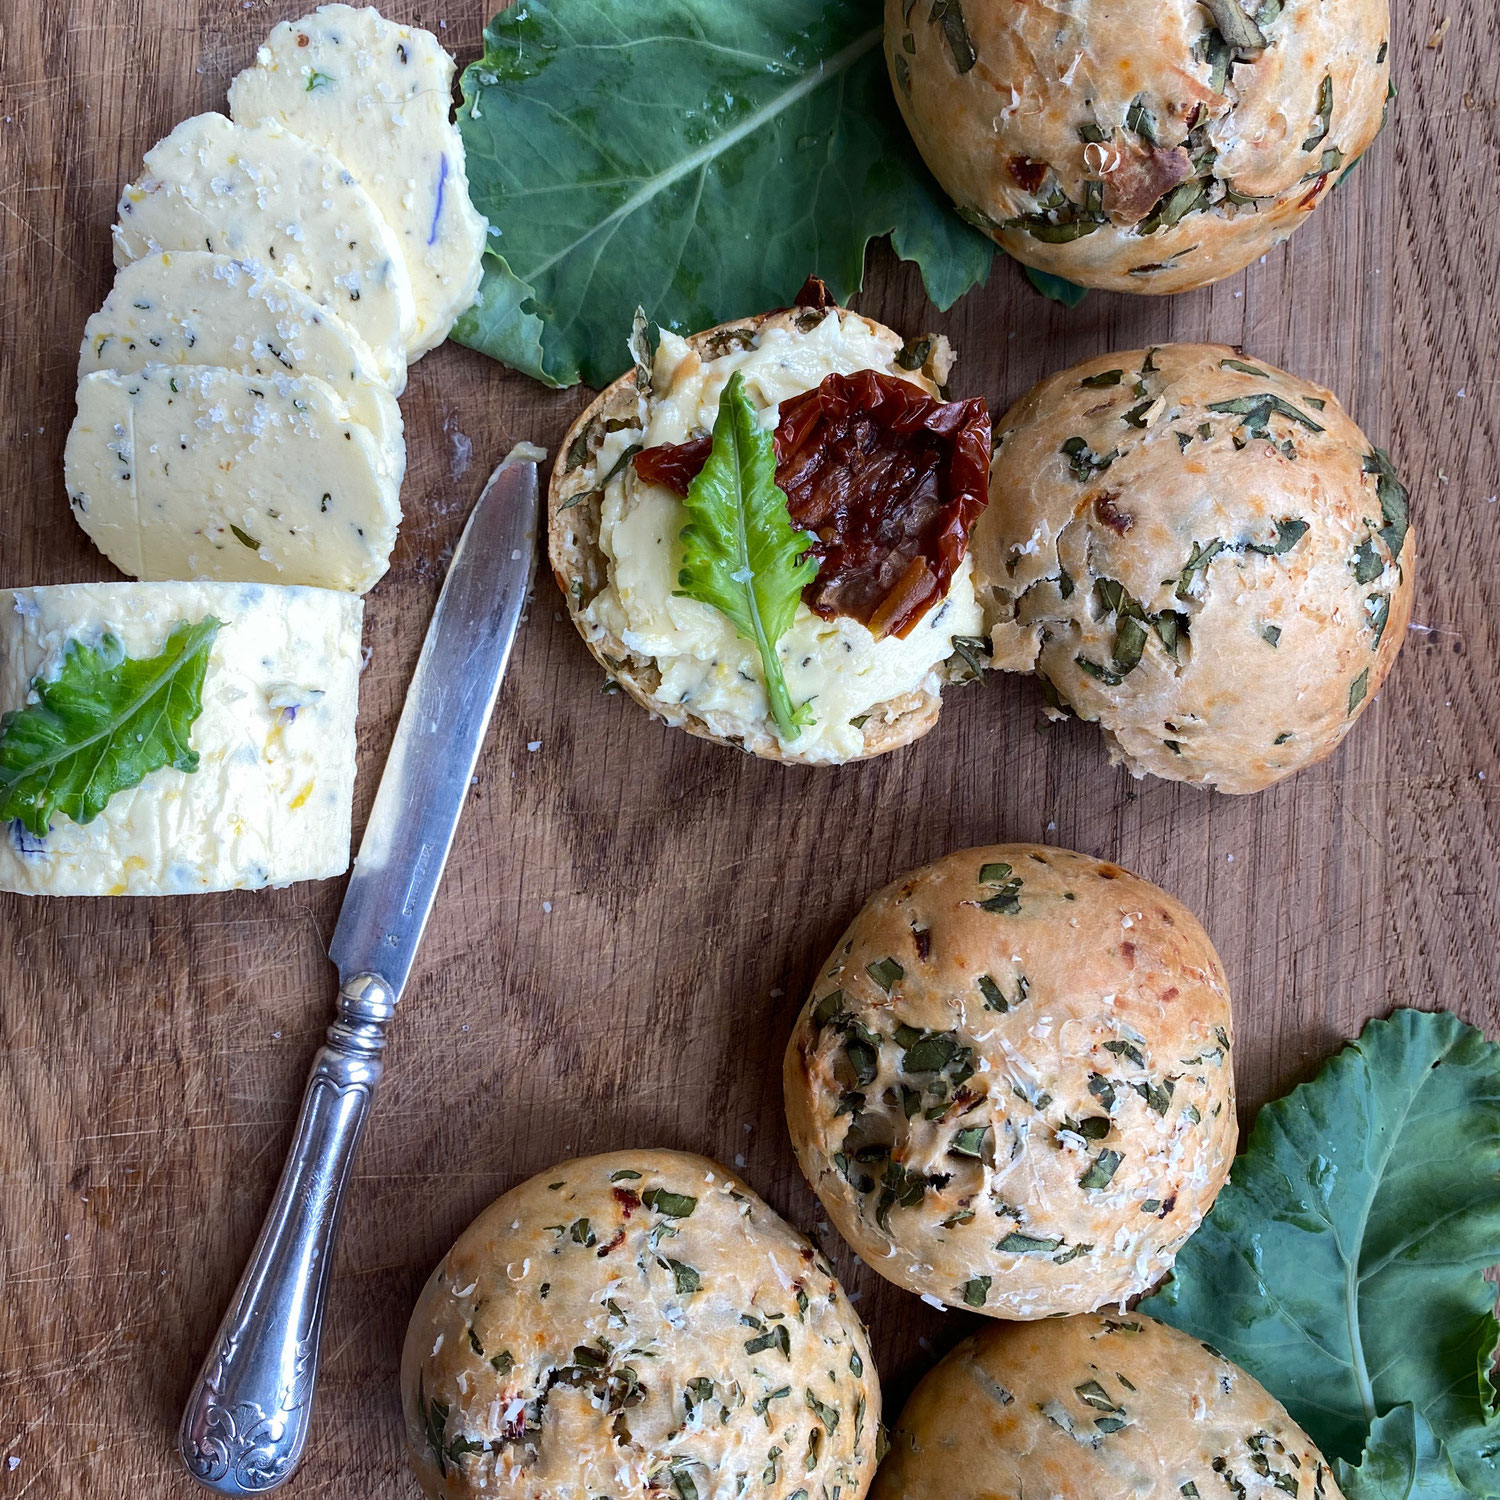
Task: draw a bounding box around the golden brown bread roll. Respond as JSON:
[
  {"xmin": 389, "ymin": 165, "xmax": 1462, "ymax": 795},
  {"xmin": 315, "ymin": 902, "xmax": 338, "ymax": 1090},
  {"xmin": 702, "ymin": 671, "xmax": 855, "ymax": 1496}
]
[
  {"xmin": 871, "ymin": 1313, "xmax": 1346, "ymax": 1500},
  {"xmin": 401, "ymin": 1149, "xmax": 880, "ymax": 1500},
  {"xmin": 784, "ymin": 845, "xmax": 1236, "ymax": 1318},
  {"xmin": 885, "ymin": 0, "xmax": 1391, "ymax": 293},
  {"xmin": 973, "ymin": 343, "xmax": 1414, "ymax": 793}
]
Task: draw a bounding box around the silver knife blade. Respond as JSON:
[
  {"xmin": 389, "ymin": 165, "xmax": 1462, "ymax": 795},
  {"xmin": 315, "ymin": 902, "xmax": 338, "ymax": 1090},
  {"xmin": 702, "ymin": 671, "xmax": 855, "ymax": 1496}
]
[{"xmin": 329, "ymin": 449, "xmax": 539, "ymax": 995}]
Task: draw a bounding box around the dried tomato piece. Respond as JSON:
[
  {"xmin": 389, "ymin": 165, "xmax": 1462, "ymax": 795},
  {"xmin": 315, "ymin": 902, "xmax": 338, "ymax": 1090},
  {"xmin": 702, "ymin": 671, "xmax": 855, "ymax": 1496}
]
[
  {"xmin": 632, "ymin": 371, "xmax": 991, "ymax": 640},
  {"xmin": 632, "ymin": 434, "xmax": 712, "ymax": 494},
  {"xmin": 774, "ymin": 371, "xmax": 991, "ymax": 638},
  {"xmin": 789, "ymin": 274, "xmax": 835, "ymax": 311}
]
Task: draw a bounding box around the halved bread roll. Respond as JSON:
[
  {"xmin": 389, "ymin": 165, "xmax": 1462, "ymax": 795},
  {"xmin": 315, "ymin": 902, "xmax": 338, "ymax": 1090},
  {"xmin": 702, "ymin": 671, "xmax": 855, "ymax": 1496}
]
[{"xmin": 548, "ymin": 294, "xmax": 991, "ymax": 766}]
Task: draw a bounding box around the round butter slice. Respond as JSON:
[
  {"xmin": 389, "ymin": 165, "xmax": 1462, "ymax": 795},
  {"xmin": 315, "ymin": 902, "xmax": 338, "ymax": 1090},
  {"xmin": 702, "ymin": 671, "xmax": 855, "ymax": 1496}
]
[
  {"xmin": 65, "ymin": 366, "xmax": 401, "ymax": 594},
  {"xmin": 81, "ymin": 251, "xmax": 404, "ymax": 485},
  {"xmin": 113, "ymin": 112, "xmax": 415, "ymax": 389},
  {"xmin": 229, "ymin": 5, "xmax": 487, "ymax": 360},
  {"xmin": 0, "ymin": 581, "xmax": 362, "ymax": 896}
]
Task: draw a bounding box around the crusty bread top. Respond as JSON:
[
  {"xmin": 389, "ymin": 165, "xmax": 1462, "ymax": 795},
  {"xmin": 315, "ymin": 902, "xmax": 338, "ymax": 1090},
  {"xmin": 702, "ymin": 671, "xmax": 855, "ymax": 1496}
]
[
  {"xmin": 972, "ymin": 343, "xmax": 1414, "ymax": 793},
  {"xmin": 885, "ymin": 0, "xmax": 1391, "ymax": 293},
  {"xmin": 784, "ymin": 844, "xmax": 1236, "ymax": 1318},
  {"xmin": 873, "ymin": 1313, "xmax": 1346, "ymax": 1500},
  {"xmin": 400, "ymin": 1149, "xmax": 880, "ymax": 1500}
]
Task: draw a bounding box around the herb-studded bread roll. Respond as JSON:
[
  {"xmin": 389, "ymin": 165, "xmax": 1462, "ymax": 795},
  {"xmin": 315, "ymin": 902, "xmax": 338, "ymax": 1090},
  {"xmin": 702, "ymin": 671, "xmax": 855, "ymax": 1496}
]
[
  {"xmin": 973, "ymin": 344, "xmax": 1414, "ymax": 793},
  {"xmin": 549, "ymin": 289, "xmax": 992, "ymax": 765},
  {"xmin": 401, "ymin": 1149, "xmax": 880, "ymax": 1500},
  {"xmin": 783, "ymin": 845, "xmax": 1235, "ymax": 1319},
  {"xmin": 885, "ymin": 0, "xmax": 1390, "ymax": 294},
  {"xmin": 872, "ymin": 1313, "xmax": 1346, "ymax": 1500}
]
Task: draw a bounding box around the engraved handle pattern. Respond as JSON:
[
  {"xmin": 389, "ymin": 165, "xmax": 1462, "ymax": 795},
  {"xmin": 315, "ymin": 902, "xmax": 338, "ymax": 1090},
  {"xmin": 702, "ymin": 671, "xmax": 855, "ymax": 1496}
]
[{"xmin": 179, "ymin": 974, "xmax": 396, "ymax": 1494}]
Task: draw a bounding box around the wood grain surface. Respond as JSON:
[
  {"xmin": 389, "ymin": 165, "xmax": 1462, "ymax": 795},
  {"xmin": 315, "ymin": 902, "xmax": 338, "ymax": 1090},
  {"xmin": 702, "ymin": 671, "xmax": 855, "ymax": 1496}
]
[{"xmin": 1, "ymin": 3, "xmax": 1497, "ymax": 1495}]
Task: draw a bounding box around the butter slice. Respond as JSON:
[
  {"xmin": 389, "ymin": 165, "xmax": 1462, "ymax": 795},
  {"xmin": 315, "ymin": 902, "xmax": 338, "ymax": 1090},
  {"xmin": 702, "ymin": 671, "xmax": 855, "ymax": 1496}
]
[
  {"xmin": 229, "ymin": 5, "xmax": 487, "ymax": 359},
  {"xmin": 80, "ymin": 251, "xmax": 404, "ymax": 485},
  {"xmin": 65, "ymin": 366, "xmax": 401, "ymax": 594},
  {"xmin": 113, "ymin": 112, "xmax": 415, "ymax": 388},
  {"xmin": 0, "ymin": 581, "xmax": 362, "ymax": 896}
]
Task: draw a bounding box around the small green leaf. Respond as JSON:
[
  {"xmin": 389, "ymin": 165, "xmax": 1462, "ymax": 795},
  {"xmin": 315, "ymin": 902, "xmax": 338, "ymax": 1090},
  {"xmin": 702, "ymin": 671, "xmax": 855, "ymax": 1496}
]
[
  {"xmin": 1303, "ymin": 75, "xmax": 1334, "ymax": 152},
  {"xmin": 1204, "ymin": 0, "xmax": 1267, "ymax": 55},
  {"xmin": 305, "ymin": 69, "xmax": 334, "ymax": 91},
  {"xmin": 901, "ymin": 1033, "xmax": 960, "ymax": 1073},
  {"xmin": 642, "ymin": 1188, "xmax": 698, "ymax": 1218},
  {"xmin": 0, "ymin": 616, "xmax": 221, "ymax": 837},
  {"xmin": 1246, "ymin": 517, "xmax": 1310, "ymax": 555},
  {"xmin": 812, "ymin": 991, "xmax": 845, "ymax": 1030},
  {"xmin": 666, "ymin": 1259, "xmax": 701, "ymax": 1294},
  {"xmin": 1075, "ymin": 1379, "xmax": 1117, "ymax": 1411},
  {"xmin": 1023, "ymin": 262, "xmax": 1090, "ymax": 308},
  {"xmin": 1076, "ymin": 656, "xmax": 1124, "ymax": 686},
  {"xmin": 949, "ymin": 1125, "xmax": 987, "ymax": 1158},
  {"xmin": 867, "ymin": 957, "xmax": 904, "ymax": 992},
  {"xmin": 998, "ymin": 1231, "xmax": 1063, "ymax": 1253},
  {"xmin": 805, "ymin": 1389, "xmax": 840, "ymax": 1435},
  {"xmin": 744, "ymin": 1323, "xmax": 792, "ymax": 1358},
  {"xmin": 1207, "ymin": 393, "xmax": 1325, "ymax": 434},
  {"xmin": 1060, "ymin": 435, "xmax": 1120, "ymax": 481},
  {"xmin": 928, "ymin": 0, "xmax": 976, "ymax": 72},
  {"xmin": 1353, "ymin": 539, "xmax": 1385, "ymax": 584},
  {"xmin": 1349, "ymin": 668, "xmax": 1370, "ymax": 714},
  {"xmin": 1363, "ymin": 448, "xmax": 1411, "ymax": 559},
  {"xmin": 962, "ymin": 1275, "xmax": 991, "ymax": 1307},
  {"xmin": 1175, "ymin": 538, "xmax": 1226, "ymax": 599},
  {"xmin": 895, "ymin": 335, "xmax": 934, "ymax": 371},
  {"xmin": 1079, "ymin": 1149, "xmax": 1123, "ymax": 1190},
  {"xmin": 979, "ymin": 973, "xmax": 1026, "ymax": 1011},
  {"xmin": 672, "ymin": 372, "xmax": 818, "ymax": 741}
]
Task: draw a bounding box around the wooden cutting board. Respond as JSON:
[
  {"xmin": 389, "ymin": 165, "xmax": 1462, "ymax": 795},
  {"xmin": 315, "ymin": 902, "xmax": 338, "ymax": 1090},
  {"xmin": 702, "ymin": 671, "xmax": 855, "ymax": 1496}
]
[{"xmin": 1, "ymin": 3, "xmax": 1496, "ymax": 1494}]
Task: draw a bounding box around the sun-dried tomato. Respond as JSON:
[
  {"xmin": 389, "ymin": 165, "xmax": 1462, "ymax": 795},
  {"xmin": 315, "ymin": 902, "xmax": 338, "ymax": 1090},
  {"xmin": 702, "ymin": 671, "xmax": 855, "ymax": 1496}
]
[
  {"xmin": 632, "ymin": 434, "xmax": 712, "ymax": 494},
  {"xmin": 632, "ymin": 371, "xmax": 991, "ymax": 640}
]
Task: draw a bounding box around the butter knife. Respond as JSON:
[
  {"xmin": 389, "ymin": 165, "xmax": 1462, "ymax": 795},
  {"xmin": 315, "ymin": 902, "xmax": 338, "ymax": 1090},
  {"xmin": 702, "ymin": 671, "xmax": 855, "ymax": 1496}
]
[{"xmin": 179, "ymin": 448, "xmax": 541, "ymax": 1495}]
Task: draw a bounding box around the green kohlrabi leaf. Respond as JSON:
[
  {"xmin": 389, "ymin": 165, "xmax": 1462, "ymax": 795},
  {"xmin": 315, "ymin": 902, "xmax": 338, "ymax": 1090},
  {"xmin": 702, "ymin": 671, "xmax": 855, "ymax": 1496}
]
[
  {"xmin": 1141, "ymin": 1009, "xmax": 1500, "ymax": 1500},
  {"xmin": 1022, "ymin": 262, "xmax": 1090, "ymax": 308},
  {"xmin": 0, "ymin": 616, "xmax": 221, "ymax": 836},
  {"xmin": 454, "ymin": 0, "xmax": 994, "ymax": 388},
  {"xmin": 1338, "ymin": 1407, "xmax": 1469, "ymax": 1500},
  {"xmin": 673, "ymin": 371, "xmax": 818, "ymax": 740}
]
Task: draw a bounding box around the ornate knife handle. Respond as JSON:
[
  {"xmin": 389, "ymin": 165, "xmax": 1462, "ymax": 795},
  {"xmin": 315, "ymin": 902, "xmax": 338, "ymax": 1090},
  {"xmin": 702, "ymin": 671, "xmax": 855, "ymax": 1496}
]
[{"xmin": 179, "ymin": 974, "xmax": 396, "ymax": 1494}]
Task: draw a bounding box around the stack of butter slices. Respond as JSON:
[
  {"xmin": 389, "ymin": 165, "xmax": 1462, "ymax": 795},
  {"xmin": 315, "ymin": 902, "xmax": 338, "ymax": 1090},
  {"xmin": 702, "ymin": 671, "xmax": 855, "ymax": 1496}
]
[
  {"xmin": 3, "ymin": 8, "xmax": 487, "ymax": 897},
  {"xmin": 65, "ymin": 3, "xmax": 486, "ymax": 595}
]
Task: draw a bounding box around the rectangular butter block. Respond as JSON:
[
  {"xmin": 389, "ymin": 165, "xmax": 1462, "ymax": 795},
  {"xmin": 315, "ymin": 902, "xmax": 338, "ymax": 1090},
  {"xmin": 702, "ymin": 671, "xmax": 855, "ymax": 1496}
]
[{"xmin": 0, "ymin": 581, "xmax": 363, "ymax": 896}]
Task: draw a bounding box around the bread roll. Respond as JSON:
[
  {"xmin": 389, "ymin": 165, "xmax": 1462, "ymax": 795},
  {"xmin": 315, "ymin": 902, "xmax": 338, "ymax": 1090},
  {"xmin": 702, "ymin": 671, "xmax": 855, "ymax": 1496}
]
[
  {"xmin": 549, "ymin": 298, "xmax": 990, "ymax": 765},
  {"xmin": 784, "ymin": 845, "xmax": 1235, "ymax": 1318},
  {"xmin": 973, "ymin": 343, "xmax": 1414, "ymax": 793},
  {"xmin": 401, "ymin": 1149, "xmax": 880, "ymax": 1500},
  {"xmin": 872, "ymin": 1313, "xmax": 1345, "ymax": 1500},
  {"xmin": 885, "ymin": 0, "xmax": 1391, "ymax": 293}
]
